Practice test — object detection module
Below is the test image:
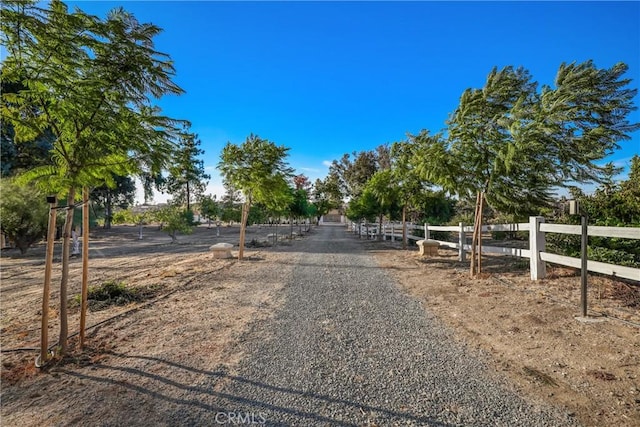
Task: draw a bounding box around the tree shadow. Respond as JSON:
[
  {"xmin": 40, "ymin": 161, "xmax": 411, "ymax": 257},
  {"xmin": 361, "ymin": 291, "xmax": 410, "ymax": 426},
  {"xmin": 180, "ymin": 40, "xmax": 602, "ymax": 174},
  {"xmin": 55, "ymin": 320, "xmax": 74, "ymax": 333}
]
[{"xmin": 61, "ymin": 352, "xmax": 452, "ymax": 426}]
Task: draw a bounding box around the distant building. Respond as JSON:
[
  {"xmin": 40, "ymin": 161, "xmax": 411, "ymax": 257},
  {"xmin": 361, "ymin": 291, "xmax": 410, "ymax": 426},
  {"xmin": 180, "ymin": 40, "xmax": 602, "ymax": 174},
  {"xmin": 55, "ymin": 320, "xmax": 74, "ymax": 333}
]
[{"xmin": 320, "ymin": 208, "xmax": 345, "ymax": 224}]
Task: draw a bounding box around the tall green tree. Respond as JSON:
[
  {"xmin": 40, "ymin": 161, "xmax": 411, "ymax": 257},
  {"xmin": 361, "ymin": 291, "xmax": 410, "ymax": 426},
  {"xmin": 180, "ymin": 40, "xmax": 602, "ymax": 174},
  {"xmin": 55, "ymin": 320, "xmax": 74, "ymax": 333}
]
[
  {"xmin": 391, "ymin": 138, "xmax": 433, "ymax": 248},
  {"xmin": 1, "ymin": 0, "xmax": 185, "ymax": 354},
  {"xmin": 346, "ymin": 189, "xmax": 379, "ymax": 239},
  {"xmin": 90, "ymin": 174, "xmax": 136, "ymax": 229},
  {"xmin": 445, "ymin": 66, "xmax": 540, "ymax": 275},
  {"xmin": 165, "ymin": 129, "xmax": 210, "ymax": 211},
  {"xmin": 218, "ymin": 134, "xmax": 293, "ymax": 259}
]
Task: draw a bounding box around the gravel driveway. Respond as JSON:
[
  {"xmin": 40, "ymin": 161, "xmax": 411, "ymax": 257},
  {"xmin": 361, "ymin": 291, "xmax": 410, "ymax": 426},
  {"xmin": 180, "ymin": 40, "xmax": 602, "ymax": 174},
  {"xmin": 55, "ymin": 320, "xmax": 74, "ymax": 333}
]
[{"xmin": 186, "ymin": 225, "xmax": 579, "ymax": 426}]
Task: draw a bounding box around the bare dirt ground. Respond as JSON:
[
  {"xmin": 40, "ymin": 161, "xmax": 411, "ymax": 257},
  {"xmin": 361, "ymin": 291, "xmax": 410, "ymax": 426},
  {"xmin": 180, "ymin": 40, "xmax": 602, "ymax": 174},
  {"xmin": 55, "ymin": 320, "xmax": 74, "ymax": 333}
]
[
  {"xmin": 1, "ymin": 224, "xmax": 639, "ymax": 426},
  {"xmin": 1, "ymin": 223, "xmax": 300, "ymax": 425},
  {"xmin": 367, "ymin": 238, "xmax": 640, "ymax": 427}
]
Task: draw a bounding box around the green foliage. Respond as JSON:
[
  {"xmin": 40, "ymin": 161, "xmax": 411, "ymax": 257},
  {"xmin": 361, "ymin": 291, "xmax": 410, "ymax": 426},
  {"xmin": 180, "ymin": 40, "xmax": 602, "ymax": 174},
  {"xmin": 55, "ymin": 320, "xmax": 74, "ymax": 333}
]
[
  {"xmin": 410, "ymin": 62, "xmax": 638, "ymax": 219},
  {"xmin": 90, "ymin": 174, "xmax": 136, "ymax": 229},
  {"xmin": 220, "ymin": 206, "xmax": 241, "ymax": 223},
  {"xmin": 218, "ymin": 134, "xmax": 293, "ymax": 257},
  {"xmin": 111, "ymin": 207, "xmax": 153, "ymax": 226},
  {"xmin": 588, "ymin": 246, "xmax": 638, "ymax": 268},
  {"xmin": 247, "ymin": 204, "xmax": 268, "ymax": 225},
  {"xmin": 154, "ymin": 205, "xmax": 194, "ymax": 242},
  {"xmin": 199, "ymin": 194, "xmax": 219, "ymax": 224},
  {"xmin": 346, "ymin": 189, "xmax": 379, "ymax": 223},
  {"xmin": 218, "ymin": 134, "xmax": 293, "ymax": 206},
  {"xmin": 289, "ymin": 188, "xmax": 310, "ymax": 219},
  {"xmin": 1, "ymin": 0, "xmax": 186, "ymax": 196},
  {"xmin": 164, "ymin": 129, "xmax": 210, "ymax": 209},
  {"xmin": 0, "ymin": 79, "xmax": 55, "ymax": 177},
  {"xmin": 426, "ymin": 194, "xmax": 456, "ymax": 225},
  {"xmin": 547, "ymin": 162, "xmax": 640, "ymax": 267},
  {"xmin": 0, "ymin": 177, "xmax": 50, "ymax": 254},
  {"xmin": 329, "ymin": 147, "xmax": 389, "ymax": 199},
  {"xmin": 312, "ymin": 176, "xmax": 342, "ymax": 217},
  {"xmin": 365, "ymin": 169, "xmax": 399, "ymax": 221}
]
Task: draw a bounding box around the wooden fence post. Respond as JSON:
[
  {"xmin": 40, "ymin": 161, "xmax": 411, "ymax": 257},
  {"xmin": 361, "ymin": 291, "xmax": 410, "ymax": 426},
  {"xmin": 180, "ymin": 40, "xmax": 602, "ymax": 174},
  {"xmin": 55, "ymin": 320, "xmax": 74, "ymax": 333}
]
[
  {"xmin": 424, "ymin": 223, "xmax": 430, "ymax": 240},
  {"xmin": 530, "ymin": 216, "xmax": 546, "ymax": 280},
  {"xmin": 458, "ymin": 222, "xmax": 465, "ymax": 262}
]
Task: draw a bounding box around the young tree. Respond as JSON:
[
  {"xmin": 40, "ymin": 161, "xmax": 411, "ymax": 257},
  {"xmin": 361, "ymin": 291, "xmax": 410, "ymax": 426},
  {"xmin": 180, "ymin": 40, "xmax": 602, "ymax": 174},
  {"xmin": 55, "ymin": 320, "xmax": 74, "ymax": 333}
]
[
  {"xmin": 445, "ymin": 66, "xmax": 540, "ymax": 276},
  {"xmin": 154, "ymin": 205, "xmax": 194, "ymax": 243},
  {"xmin": 289, "ymin": 188, "xmax": 310, "ymax": 236},
  {"xmin": 218, "ymin": 134, "xmax": 293, "ymax": 260},
  {"xmin": 416, "ymin": 62, "xmax": 638, "ymax": 278},
  {"xmin": 1, "ymin": 0, "xmax": 185, "ymax": 355},
  {"xmin": 391, "ymin": 138, "xmax": 433, "ymax": 248},
  {"xmin": 365, "ymin": 170, "xmax": 398, "ymax": 240},
  {"xmin": 199, "ymin": 194, "xmax": 219, "ymax": 228},
  {"xmin": 346, "ymin": 189, "xmax": 379, "ymax": 238},
  {"xmin": 165, "ymin": 129, "xmax": 210, "ymax": 211},
  {"xmin": 112, "ymin": 206, "xmax": 155, "ymax": 240}
]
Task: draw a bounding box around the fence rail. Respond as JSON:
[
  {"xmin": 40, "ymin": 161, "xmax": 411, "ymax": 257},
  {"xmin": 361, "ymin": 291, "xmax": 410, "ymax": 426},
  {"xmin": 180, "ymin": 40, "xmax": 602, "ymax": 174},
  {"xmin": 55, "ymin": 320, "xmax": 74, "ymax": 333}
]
[{"xmin": 348, "ymin": 218, "xmax": 639, "ymax": 282}]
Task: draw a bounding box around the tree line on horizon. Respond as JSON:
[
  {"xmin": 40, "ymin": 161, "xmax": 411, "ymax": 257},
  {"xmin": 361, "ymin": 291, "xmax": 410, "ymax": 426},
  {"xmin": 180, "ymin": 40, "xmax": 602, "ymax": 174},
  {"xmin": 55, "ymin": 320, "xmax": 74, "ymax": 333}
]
[{"xmin": 1, "ymin": 0, "xmax": 638, "ymax": 358}]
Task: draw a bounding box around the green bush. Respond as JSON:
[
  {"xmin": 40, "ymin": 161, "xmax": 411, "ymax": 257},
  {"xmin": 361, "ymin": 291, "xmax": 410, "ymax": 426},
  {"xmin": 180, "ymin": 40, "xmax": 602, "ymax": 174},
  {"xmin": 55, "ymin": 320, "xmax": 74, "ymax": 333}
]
[
  {"xmin": 588, "ymin": 246, "xmax": 638, "ymax": 268},
  {"xmin": 0, "ymin": 178, "xmax": 50, "ymax": 254}
]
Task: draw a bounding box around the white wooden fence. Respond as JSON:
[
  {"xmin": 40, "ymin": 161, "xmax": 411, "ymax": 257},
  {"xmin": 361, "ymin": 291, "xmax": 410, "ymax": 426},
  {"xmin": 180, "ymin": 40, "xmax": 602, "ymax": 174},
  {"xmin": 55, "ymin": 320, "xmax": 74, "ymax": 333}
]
[{"xmin": 348, "ymin": 217, "xmax": 640, "ymax": 281}]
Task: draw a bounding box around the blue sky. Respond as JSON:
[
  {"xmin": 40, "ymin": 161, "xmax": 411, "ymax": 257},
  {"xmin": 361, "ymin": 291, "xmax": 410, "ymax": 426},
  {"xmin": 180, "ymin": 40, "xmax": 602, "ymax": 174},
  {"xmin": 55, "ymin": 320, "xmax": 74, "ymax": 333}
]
[{"xmin": 66, "ymin": 1, "xmax": 639, "ymax": 203}]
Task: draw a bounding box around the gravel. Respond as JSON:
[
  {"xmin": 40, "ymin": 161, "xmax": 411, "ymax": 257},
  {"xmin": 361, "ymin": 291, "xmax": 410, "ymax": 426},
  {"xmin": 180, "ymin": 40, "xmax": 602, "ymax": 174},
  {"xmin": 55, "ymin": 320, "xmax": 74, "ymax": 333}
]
[{"xmin": 191, "ymin": 225, "xmax": 580, "ymax": 426}]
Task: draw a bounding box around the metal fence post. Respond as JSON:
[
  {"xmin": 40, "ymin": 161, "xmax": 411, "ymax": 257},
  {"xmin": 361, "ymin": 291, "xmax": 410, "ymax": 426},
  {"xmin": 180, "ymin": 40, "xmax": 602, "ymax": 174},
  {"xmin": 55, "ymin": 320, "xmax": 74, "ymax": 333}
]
[
  {"xmin": 529, "ymin": 216, "xmax": 546, "ymax": 280},
  {"xmin": 458, "ymin": 222, "xmax": 465, "ymax": 262}
]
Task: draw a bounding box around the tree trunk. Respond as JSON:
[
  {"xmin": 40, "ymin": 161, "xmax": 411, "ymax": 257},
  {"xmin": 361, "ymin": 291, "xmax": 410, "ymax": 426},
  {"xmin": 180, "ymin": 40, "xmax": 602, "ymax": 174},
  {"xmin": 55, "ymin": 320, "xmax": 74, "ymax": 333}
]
[
  {"xmin": 104, "ymin": 191, "xmax": 112, "ymax": 230},
  {"xmin": 378, "ymin": 213, "xmax": 383, "ymax": 241},
  {"xmin": 470, "ymin": 192, "xmax": 481, "ymax": 278},
  {"xmin": 477, "ymin": 192, "xmax": 485, "ymax": 275},
  {"xmin": 79, "ymin": 187, "xmax": 89, "ymax": 349},
  {"xmin": 186, "ymin": 181, "xmax": 191, "ymax": 211},
  {"xmin": 40, "ymin": 196, "xmax": 57, "ymax": 365},
  {"xmin": 59, "ymin": 187, "xmax": 76, "ymax": 355},
  {"xmin": 401, "ymin": 205, "xmax": 407, "ymax": 250},
  {"xmin": 274, "ymin": 219, "xmax": 278, "ymax": 245},
  {"xmin": 238, "ymin": 201, "xmax": 250, "ymax": 260}
]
